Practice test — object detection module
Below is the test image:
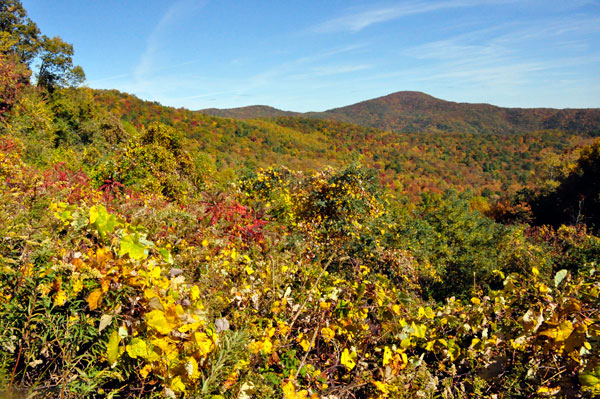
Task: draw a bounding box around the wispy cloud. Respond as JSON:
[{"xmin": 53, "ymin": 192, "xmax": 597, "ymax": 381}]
[
  {"xmin": 311, "ymin": 64, "xmax": 373, "ymax": 76},
  {"xmin": 312, "ymin": 0, "xmax": 519, "ymax": 33},
  {"xmin": 133, "ymin": 0, "xmax": 207, "ymax": 94}
]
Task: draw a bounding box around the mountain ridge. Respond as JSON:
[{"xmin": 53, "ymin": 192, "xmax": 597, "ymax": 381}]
[{"xmin": 200, "ymin": 91, "xmax": 600, "ymax": 135}]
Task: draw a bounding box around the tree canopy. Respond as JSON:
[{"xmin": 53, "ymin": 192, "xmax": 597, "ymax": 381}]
[{"xmin": 0, "ymin": 0, "xmax": 85, "ymax": 91}]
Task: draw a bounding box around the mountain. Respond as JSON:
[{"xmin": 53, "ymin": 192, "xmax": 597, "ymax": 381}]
[
  {"xmin": 201, "ymin": 105, "xmax": 299, "ymax": 119},
  {"xmin": 201, "ymin": 91, "xmax": 600, "ymax": 136}
]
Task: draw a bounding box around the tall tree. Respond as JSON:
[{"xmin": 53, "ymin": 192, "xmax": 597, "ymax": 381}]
[
  {"xmin": 0, "ymin": 0, "xmax": 84, "ymax": 91},
  {"xmin": 0, "ymin": 0, "xmax": 41, "ymax": 65},
  {"xmin": 36, "ymin": 36, "xmax": 85, "ymax": 91}
]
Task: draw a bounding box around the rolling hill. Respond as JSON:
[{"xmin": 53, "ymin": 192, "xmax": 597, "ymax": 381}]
[
  {"xmin": 91, "ymin": 89, "xmax": 593, "ymax": 200},
  {"xmin": 201, "ymin": 105, "xmax": 300, "ymax": 119},
  {"xmin": 201, "ymin": 91, "xmax": 600, "ymax": 136}
]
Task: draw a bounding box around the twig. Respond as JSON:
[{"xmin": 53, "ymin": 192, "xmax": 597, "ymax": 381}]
[
  {"xmin": 294, "ymin": 320, "xmax": 321, "ymax": 380},
  {"xmin": 287, "ymin": 254, "xmax": 342, "ymax": 335}
]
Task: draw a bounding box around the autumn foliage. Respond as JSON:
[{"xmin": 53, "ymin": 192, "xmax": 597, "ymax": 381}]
[{"xmin": 1, "ymin": 2, "xmax": 600, "ymax": 397}]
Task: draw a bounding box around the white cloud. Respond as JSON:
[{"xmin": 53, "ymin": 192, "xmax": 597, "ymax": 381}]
[
  {"xmin": 133, "ymin": 0, "xmax": 207, "ymax": 95},
  {"xmin": 312, "ymin": 0, "xmax": 520, "ymax": 33}
]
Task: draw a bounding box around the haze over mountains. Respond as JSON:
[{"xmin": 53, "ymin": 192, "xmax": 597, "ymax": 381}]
[{"xmin": 201, "ymin": 91, "xmax": 600, "ymax": 136}]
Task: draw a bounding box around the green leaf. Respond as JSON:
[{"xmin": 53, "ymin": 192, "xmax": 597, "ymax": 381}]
[
  {"xmin": 554, "ymin": 269, "xmax": 568, "ymax": 288},
  {"xmin": 90, "ymin": 204, "xmax": 118, "ymax": 239},
  {"xmin": 579, "ymin": 372, "xmax": 599, "ymax": 387},
  {"xmin": 411, "ymin": 322, "xmax": 427, "ymax": 339},
  {"xmin": 119, "ymin": 232, "xmax": 149, "ymax": 260},
  {"xmin": 158, "ymin": 248, "xmax": 174, "ymax": 265}
]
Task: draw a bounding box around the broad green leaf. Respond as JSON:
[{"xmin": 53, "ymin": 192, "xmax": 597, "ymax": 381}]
[
  {"xmin": 579, "ymin": 373, "xmax": 599, "ymax": 387},
  {"xmin": 119, "ymin": 232, "xmax": 149, "ymax": 260},
  {"xmin": 89, "ymin": 204, "xmax": 118, "ymax": 239},
  {"xmin": 158, "ymin": 248, "xmax": 174, "ymax": 265}
]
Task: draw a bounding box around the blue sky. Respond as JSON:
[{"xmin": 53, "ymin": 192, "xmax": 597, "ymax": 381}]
[{"xmin": 23, "ymin": 0, "xmax": 600, "ymax": 111}]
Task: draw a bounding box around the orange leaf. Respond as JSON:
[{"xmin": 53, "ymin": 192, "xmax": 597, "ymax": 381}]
[{"xmin": 87, "ymin": 289, "xmax": 103, "ymax": 310}]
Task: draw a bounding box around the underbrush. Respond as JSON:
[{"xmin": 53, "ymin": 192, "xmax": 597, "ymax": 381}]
[{"xmin": 1, "ymin": 137, "xmax": 599, "ymax": 398}]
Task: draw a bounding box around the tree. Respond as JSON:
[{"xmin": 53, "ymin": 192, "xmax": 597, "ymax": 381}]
[
  {"xmin": 531, "ymin": 139, "xmax": 600, "ymax": 233},
  {"xmin": 0, "ymin": 32, "xmax": 31, "ymax": 117},
  {"xmin": 35, "ymin": 36, "xmax": 85, "ymax": 91},
  {"xmin": 0, "ymin": 0, "xmax": 41, "ymax": 65},
  {"xmin": 0, "ymin": 0, "xmax": 84, "ymax": 91}
]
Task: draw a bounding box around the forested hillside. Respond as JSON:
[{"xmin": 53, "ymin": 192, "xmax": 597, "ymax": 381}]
[
  {"xmin": 93, "ymin": 89, "xmax": 594, "ymax": 200},
  {"xmin": 201, "ymin": 105, "xmax": 300, "ymax": 120},
  {"xmin": 1, "ymin": 2, "xmax": 600, "ymax": 398}
]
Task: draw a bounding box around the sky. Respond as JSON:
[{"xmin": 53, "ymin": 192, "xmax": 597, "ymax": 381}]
[{"xmin": 22, "ymin": 0, "xmax": 600, "ymax": 112}]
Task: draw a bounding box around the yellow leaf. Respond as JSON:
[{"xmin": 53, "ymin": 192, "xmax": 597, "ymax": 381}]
[
  {"xmin": 150, "ymin": 266, "xmax": 161, "ymax": 279},
  {"xmin": 373, "ymin": 381, "xmax": 390, "ymax": 395},
  {"xmin": 126, "ymin": 337, "xmax": 148, "ymax": 359},
  {"xmin": 537, "ymin": 386, "xmax": 561, "ymax": 395},
  {"xmin": 245, "ymin": 265, "xmax": 255, "ymax": 275},
  {"xmin": 87, "ymin": 289, "xmax": 103, "ymax": 311},
  {"xmin": 471, "ymin": 297, "xmax": 481, "ymax": 305},
  {"xmin": 139, "ymin": 364, "xmax": 152, "ymax": 378},
  {"xmin": 282, "ymin": 380, "xmax": 308, "ymax": 399},
  {"xmin": 538, "ymin": 283, "xmax": 550, "ymax": 294},
  {"xmin": 53, "ymin": 290, "xmax": 67, "ymax": 306},
  {"xmin": 321, "ymin": 327, "xmax": 335, "ymax": 342},
  {"xmin": 190, "ymin": 285, "xmax": 200, "ymax": 301},
  {"xmin": 185, "ymin": 357, "xmax": 199, "ymax": 380},
  {"xmin": 540, "ymin": 321, "xmax": 574, "ymax": 342},
  {"xmin": 170, "ymin": 375, "xmax": 186, "ymax": 393},
  {"xmin": 151, "ymin": 337, "xmax": 172, "ymax": 351},
  {"xmin": 72, "ymin": 278, "xmax": 83, "ymax": 294},
  {"xmin": 107, "ymin": 330, "xmax": 120, "ymax": 366},
  {"xmin": 383, "ymin": 346, "xmax": 392, "ymax": 366},
  {"xmin": 424, "ymin": 306, "xmax": 435, "ymax": 319},
  {"xmin": 194, "ymin": 332, "xmax": 213, "ymax": 356},
  {"xmin": 179, "ymin": 322, "xmax": 202, "ymax": 333},
  {"xmin": 282, "ymin": 381, "xmax": 296, "ymax": 399},
  {"xmin": 340, "ymin": 348, "xmax": 356, "ymax": 370},
  {"xmin": 145, "ymin": 310, "xmax": 175, "ymax": 335},
  {"xmin": 262, "ymin": 338, "xmax": 273, "ymax": 354},
  {"xmin": 411, "ymin": 322, "xmax": 427, "ymax": 339},
  {"xmin": 299, "ymin": 339, "xmax": 310, "ymax": 352}
]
